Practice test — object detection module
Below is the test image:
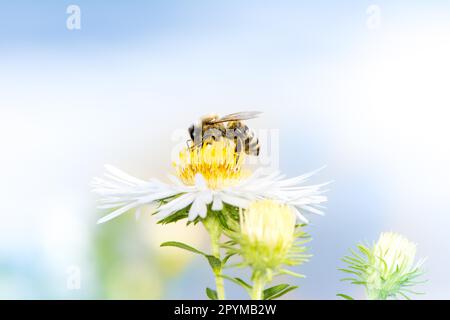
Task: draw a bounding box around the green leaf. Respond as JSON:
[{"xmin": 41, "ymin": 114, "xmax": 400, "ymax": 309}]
[
  {"xmin": 263, "ymin": 284, "xmax": 289, "ymax": 300},
  {"xmin": 233, "ymin": 277, "xmax": 252, "ymax": 290},
  {"xmin": 266, "ymin": 285, "xmax": 298, "ymax": 300},
  {"xmin": 160, "ymin": 241, "xmax": 205, "ymax": 255},
  {"xmin": 206, "ymin": 288, "xmax": 218, "ymax": 300},
  {"xmin": 337, "ymin": 294, "xmax": 354, "ymax": 300},
  {"xmin": 206, "ymin": 255, "xmax": 222, "ymax": 273},
  {"xmin": 222, "ymin": 275, "xmax": 252, "ymax": 292},
  {"xmin": 161, "ymin": 242, "xmax": 223, "ymax": 274}
]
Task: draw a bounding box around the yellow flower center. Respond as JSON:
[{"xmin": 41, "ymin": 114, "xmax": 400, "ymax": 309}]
[{"xmin": 173, "ymin": 138, "xmax": 247, "ymax": 189}]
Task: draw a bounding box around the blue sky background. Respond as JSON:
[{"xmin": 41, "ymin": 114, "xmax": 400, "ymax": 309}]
[{"xmin": 1, "ymin": 1, "xmax": 450, "ymax": 299}]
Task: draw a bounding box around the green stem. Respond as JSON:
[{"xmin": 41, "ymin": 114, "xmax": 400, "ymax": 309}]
[
  {"xmin": 211, "ymin": 236, "xmax": 226, "ymax": 300},
  {"xmin": 251, "ymin": 274, "xmax": 266, "ymax": 300},
  {"xmin": 203, "ymin": 214, "xmax": 225, "ymax": 300}
]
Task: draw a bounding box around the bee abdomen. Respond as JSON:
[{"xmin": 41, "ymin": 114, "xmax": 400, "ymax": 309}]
[
  {"xmin": 246, "ymin": 137, "xmax": 260, "ymax": 156},
  {"xmin": 230, "ymin": 125, "xmax": 259, "ymax": 156}
]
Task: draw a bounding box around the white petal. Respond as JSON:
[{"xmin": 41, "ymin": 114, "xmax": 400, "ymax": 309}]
[
  {"xmin": 97, "ymin": 201, "xmax": 140, "ymax": 224},
  {"xmin": 188, "ymin": 196, "xmax": 207, "ymax": 221},
  {"xmin": 156, "ymin": 193, "xmax": 196, "ymax": 213},
  {"xmin": 212, "ymin": 195, "xmax": 223, "ymax": 211},
  {"xmin": 138, "ymin": 190, "xmax": 180, "ymax": 203},
  {"xmin": 155, "ymin": 209, "xmax": 177, "ymax": 220},
  {"xmin": 194, "ymin": 174, "xmax": 208, "ymax": 191},
  {"xmin": 276, "ymin": 166, "xmax": 326, "ymax": 187},
  {"xmin": 97, "ymin": 202, "xmax": 128, "ymax": 209},
  {"xmin": 220, "ymin": 193, "xmax": 251, "ymax": 208},
  {"xmin": 291, "ymin": 206, "xmax": 309, "ymax": 224},
  {"xmin": 135, "ymin": 207, "xmax": 142, "ymax": 220},
  {"xmin": 198, "ymin": 203, "xmax": 208, "ymax": 219},
  {"xmin": 104, "ymin": 164, "xmax": 147, "ymax": 185},
  {"xmin": 92, "ymin": 163, "xmax": 189, "ymax": 224},
  {"xmin": 199, "ymin": 190, "xmax": 213, "ymax": 204},
  {"xmin": 300, "ymin": 205, "xmax": 325, "ymax": 216}
]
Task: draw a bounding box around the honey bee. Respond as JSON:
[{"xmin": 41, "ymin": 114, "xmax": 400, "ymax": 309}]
[{"xmin": 188, "ymin": 111, "xmax": 262, "ymax": 156}]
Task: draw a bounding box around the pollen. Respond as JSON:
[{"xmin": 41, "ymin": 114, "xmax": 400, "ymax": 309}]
[{"xmin": 173, "ymin": 138, "xmax": 247, "ymax": 189}]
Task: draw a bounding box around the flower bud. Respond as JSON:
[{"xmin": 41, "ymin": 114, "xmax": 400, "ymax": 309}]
[
  {"xmin": 237, "ymin": 200, "xmax": 307, "ymax": 278},
  {"xmin": 340, "ymin": 232, "xmax": 425, "ymax": 300}
]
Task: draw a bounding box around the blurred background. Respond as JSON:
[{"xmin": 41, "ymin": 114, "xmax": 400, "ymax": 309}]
[{"xmin": 1, "ymin": 0, "xmax": 450, "ymax": 299}]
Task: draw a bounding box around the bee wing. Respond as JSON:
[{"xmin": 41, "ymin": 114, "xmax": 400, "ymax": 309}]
[{"xmin": 209, "ymin": 111, "xmax": 263, "ymax": 124}]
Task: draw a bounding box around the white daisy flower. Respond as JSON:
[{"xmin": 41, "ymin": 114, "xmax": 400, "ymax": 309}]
[{"xmin": 92, "ymin": 139, "xmax": 328, "ymax": 224}]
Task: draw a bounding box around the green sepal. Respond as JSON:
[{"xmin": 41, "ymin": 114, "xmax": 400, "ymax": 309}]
[
  {"xmin": 156, "ymin": 206, "xmax": 189, "ymax": 225},
  {"xmin": 206, "ymin": 288, "xmax": 218, "ymax": 300},
  {"xmin": 212, "ymin": 203, "xmax": 240, "ymax": 232},
  {"xmin": 279, "ymin": 269, "xmax": 305, "ymax": 278}
]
